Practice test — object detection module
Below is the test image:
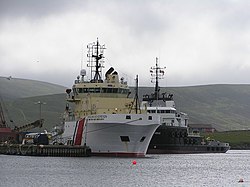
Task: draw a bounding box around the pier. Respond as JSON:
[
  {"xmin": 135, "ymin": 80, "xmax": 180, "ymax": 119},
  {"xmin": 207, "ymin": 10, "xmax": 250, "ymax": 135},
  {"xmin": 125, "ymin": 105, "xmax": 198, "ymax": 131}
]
[{"xmin": 0, "ymin": 144, "xmax": 91, "ymax": 157}]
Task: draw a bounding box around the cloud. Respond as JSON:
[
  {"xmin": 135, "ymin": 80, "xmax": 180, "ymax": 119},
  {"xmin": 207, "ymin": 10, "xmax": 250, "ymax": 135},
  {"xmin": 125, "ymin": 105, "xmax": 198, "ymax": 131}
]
[
  {"xmin": 1, "ymin": 0, "xmax": 250, "ymax": 87},
  {"xmin": 0, "ymin": 0, "xmax": 84, "ymax": 19}
]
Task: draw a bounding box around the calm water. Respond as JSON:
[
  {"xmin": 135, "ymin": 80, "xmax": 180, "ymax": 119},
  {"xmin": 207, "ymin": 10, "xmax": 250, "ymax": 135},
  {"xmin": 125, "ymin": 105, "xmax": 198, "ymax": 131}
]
[{"xmin": 0, "ymin": 150, "xmax": 249, "ymax": 187}]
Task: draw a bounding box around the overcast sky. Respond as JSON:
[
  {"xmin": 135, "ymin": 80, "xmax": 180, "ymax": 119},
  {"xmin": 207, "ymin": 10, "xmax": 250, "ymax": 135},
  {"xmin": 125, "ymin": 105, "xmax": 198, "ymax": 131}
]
[{"xmin": 1, "ymin": 0, "xmax": 250, "ymax": 88}]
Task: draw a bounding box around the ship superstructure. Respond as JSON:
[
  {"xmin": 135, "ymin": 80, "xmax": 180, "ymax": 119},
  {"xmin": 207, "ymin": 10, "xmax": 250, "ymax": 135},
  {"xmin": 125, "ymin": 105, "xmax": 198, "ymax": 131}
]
[
  {"xmin": 143, "ymin": 58, "xmax": 230, "ymax": 154},
  {"xmin": 61, "ymin": 39, "xmax": 160, "ymax": 157}
]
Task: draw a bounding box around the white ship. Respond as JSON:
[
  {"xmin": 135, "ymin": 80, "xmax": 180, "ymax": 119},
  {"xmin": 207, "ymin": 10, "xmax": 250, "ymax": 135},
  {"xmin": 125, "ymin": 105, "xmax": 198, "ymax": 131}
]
[{"xmin": 61, "ymin": 39, "xmax": 160, "ymax": 157}]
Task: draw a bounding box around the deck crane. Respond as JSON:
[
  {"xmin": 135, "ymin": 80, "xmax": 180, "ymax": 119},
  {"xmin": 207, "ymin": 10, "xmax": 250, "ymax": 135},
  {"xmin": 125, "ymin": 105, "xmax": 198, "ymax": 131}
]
[{"xmin": 0, "ymin": 100, "xmax": 44, "ymax": 143}]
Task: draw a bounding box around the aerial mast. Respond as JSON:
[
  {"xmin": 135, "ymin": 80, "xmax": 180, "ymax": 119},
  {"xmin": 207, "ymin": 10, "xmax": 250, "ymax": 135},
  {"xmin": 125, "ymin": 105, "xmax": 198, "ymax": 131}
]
[
  {"xmin": 153, "ymin": 57, "xmax": 161, "ymax": 99},
  {"xmin": 87, "ymin": 38, "xmax": 106, "ymax": 82},
  {"xmin": 143, "ymin": 57, "xmax": 171, "ymax": 105},
  {"xmin": 130, "ymin": 75, "xmax": 140, "ymax": 114}
]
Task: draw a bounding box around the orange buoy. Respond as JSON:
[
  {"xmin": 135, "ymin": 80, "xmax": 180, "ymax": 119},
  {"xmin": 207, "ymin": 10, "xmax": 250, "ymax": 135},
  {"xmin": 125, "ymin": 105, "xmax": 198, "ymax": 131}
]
[
  {"xmin": 238, "ymin": 178, "xmax": 244, "ymax": 183},
  {"xmin": 132, "ymin": 160, "xmax": 137, "ymax": 165}
]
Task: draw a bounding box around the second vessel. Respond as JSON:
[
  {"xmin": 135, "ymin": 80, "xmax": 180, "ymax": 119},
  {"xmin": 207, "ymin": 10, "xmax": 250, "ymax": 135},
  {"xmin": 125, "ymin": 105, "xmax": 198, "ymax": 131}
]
[{"xmin": 142, "ymin": 58, "xmax": 230, "ymax": 154}]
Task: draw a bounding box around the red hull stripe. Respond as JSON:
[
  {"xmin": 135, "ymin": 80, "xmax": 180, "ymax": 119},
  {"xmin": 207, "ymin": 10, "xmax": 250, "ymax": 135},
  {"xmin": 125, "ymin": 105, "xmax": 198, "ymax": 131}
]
[
  {"xmin": 74, "ymin": 118, "xmax": 85, "ymax": 145},
  {"xmin": 91, "ymin": 152, "xmax": 145, "ymax": 158}
]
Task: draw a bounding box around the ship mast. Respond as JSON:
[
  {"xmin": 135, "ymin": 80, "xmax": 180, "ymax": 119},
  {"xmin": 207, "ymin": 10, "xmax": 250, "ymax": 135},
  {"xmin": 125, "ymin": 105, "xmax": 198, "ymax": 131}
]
[
  {"xmin": 143, "ymin": 57, "xmax": 172, "ymax": 106},
  {"xmin": 130, "ymin": 75, "xmax": 140, "ymax": 114},
  {"xmin": 153, "ymin": 57, "xmax": 161, "ymax": 100},
  {"xmin": 87, "ymin": 38, "xmax": 105, "ymax": 82}
]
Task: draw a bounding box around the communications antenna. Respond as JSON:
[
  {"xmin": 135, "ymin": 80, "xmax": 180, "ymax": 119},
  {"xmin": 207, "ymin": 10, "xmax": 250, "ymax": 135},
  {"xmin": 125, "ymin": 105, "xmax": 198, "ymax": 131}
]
[
  {"xmin": 87, "ymin": 38, "xmax": 106, "ymax": 82},
  {"xmin": 143, "ymin": 57, "xmax": 173, "ymax": 106}
]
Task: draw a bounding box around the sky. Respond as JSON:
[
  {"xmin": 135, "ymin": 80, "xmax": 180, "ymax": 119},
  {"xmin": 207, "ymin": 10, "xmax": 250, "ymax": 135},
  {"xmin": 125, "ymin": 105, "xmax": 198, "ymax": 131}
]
[{"xmin": 1, "ymin": 0, "xmax": 250, "ymax": 88}]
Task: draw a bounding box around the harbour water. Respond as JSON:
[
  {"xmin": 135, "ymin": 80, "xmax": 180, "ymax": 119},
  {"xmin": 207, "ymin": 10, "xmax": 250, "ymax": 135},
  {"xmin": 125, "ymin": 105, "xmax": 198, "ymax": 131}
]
[{"xmin": 0, "ymin": 150, "xmax": 249, "ymax": 187}]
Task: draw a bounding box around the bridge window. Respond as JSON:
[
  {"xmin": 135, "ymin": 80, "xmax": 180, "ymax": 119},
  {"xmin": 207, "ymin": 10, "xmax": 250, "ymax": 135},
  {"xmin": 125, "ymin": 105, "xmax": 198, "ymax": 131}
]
[
  {"xmin": 101, "ymin": 88, "xmax": 129, "ymax": 94},
  {"xmin": 77, "ymin": 88, "xmax": 101, "ymax": 93},
  {"xmin": 88, "ymin": 88, "xmax": 95, "ymax": 93},
  {"xmin": 102, "ymin": 88, "xmax": 107, "ymax": 93},
  {"xmin": 77, "ymin": 88, "xmax": 87, "ymax": 93},
  {"xmin": 119, "ymin": 88, "xmax": 129, "ymax": 94},
  {"xmin": 95, "ymin": 88, "xmax": 101, "ymax": 93}
]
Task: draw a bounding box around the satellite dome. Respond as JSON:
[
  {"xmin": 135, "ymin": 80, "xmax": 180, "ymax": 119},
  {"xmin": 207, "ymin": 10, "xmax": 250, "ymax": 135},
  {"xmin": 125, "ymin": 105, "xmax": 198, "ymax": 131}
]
[{"xmin": 80, "ymin": 69, "xmax": 86, "ymax": 76}]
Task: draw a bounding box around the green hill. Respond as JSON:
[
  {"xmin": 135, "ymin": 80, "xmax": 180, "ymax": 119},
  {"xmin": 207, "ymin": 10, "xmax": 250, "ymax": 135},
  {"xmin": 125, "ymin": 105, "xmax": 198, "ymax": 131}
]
[
  {"xmin": 0, "ymin": 76, "xmax": 66, "ymax": 100},
  {"xmin": 1, "ymin": 77, "xmax": 250, "ymax": 132},
  {"xmin": 161, "ymin": 85, "xmax": 250, "ymax": 131},
  {"xmin": 202, "ymin": 130, "xmax": 250, "ymax": 149},
  {"xmin": 133, "ymin": 84, "xmax": 250, "ymax": 131},
  {"xmin": 0, "ymin": 77, "xmax": 67, "ymax": 132},
  {"xmin": 3, "ymin": 93, "xmax": 67, "ymax": 131}
]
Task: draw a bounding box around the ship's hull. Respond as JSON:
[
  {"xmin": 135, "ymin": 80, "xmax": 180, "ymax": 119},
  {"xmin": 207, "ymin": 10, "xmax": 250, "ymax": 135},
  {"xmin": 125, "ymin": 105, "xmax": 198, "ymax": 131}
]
[
  {"xmin": 147, "ymin": 126, "xmax": 230, "ymax": 154},
  {"xmin": 147, "ymin": 144, "xmax": 230, "ymax": 154},
  {"xmin": 62, "ymin": 114, "xmax": 160, "ymax": 157},
  {"xmin": 0, "ymin": 127, "xmax": 19, "ymax": 143}
]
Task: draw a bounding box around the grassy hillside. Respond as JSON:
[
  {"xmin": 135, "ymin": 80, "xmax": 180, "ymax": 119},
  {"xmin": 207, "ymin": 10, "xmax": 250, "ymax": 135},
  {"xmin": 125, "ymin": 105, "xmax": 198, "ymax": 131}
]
[
  {"xmin": 0, "ymin": 76, "xmax": 66, "ymax": 100},
  {"xmin": 0, "ymin": 77, "xmax": 67, "ymax": 132},
  {"xmin": 1, "ymin": 77, "xmax": 250, "ymax": 132},
  {"xmin": 202, "ymin": 131, "xmax": 250, "ymax": 149},
  {"xmin": 163, "ymin": 85, "xmax": 250, "ymax": 131},
  {"xmin": 137, "ymin": 84, "xmax": 250, "ymax": 131},
  {"xmin": 3, "ymin": 93, "xmax": 68, "ymax": 132}
]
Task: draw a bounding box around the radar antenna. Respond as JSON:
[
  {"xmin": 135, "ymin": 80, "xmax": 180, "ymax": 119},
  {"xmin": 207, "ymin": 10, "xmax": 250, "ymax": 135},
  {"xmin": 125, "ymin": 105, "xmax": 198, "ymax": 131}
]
[
  {"xmin": 151, "ymin": 57, "xmax": 165, "ymax": 99},
  {"xmin": 143, "ymin": 57, "xmax": 172, "ymax": 105},
  {"xmin": 87, "ymin": 38, "xmax": 106, "ymax": 82}
]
